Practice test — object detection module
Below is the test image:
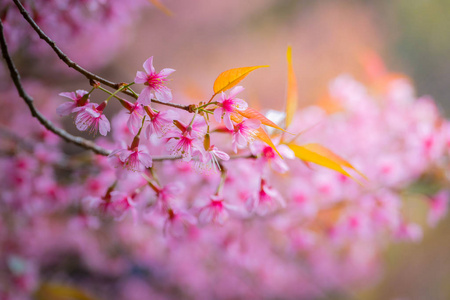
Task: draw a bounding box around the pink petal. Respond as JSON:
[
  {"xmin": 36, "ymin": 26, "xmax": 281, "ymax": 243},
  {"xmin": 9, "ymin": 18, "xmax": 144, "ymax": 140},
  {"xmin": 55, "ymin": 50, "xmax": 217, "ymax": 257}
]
[
  {"xmin": 139, "ymin": 152, "xmax": 153, "ymax": 168},
  {"xmin": 154, "ymin": 86, "xmax": 172, "ymax": 102},
  {"xmin": 127, "ymin": 112, "xmax": 142, "ymax": 135},
  {"xmin": 244, "ymin": 119, "xmax": 261, "ymax": 129},
  {"xmin": 56, "ymin": 102, "xmax": 76, "ymax": 116},
  {"xmin": 98, "ymin": 115, "xmax": 111, "ymax": 136},
  {"xmin": 75, "ymin": 90, "xmax": 88, "ymax": 97},
  {"xmin": 233, "ymin": 98, "xmax": 248, "ymax": 110},
  {"xmin": 224, "ymin": 115, "xmax": 234, "ymax": 131},
  {"xmin": 134, "ymin": 71, "xmax": 148, "ymax": 84},
  {"xmin": 214, "ymin": 149, "xmax": 230, "ymax": 161},
  {"xmin": 59, "ymin": 91, "xmax": 76, "ymax": 100},
  {"xmin": 118, "ymin": 150, "xmax": 133, "ymax": 162},
  {"xmin": 143, "ymin": 56, "xmax": 155, "ymax": 74},
  {"xmin": 137, "ymin": 87, "xmax": 153, "ymax": 105},
  {"xmin": 229, "ymin": 86, "xmax": 245, "ymax": 98},
  {"xmin": 214, "ymin": 107, "xmax": 223, "ymax": 124},
  {"xmin": 159, "ymin": 68, "xmax": 175, "ymax": 77}
]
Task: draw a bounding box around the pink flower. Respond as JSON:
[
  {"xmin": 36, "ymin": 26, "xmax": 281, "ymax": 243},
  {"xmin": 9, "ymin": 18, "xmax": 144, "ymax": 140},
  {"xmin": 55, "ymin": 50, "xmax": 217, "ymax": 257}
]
[
  {"xmin": 198, "ymin": 195, "xmax": 238, "ymax": 225},
  {"xmin": 56, "ymin": 89, "xmax": 89, "ymax": 116},
  {"xmin": 144, "ymin": 107, "xmax": 177, "ymax": 139},
  {"xmin": 428, "ymin": 190, "xmax": 449, "ymax": 227},
  {"xmin": 134, "ymin": 56, "xmax": 175, "ymax": 105},
  {"xmin": 231, "ymin": 119, "xmax": 261, "ymax": 152},
  {"xmin": 247, "ymin": 179, "xmax": 286, "ymax": 216},
  {"xmin": 195, "ymin": 145, "xmax": 230, "ymax": 173},
  {"xmin": 395, "ymin": 222, "xmax": 423, "ymax": 242},
  {"xmin": 260, "ymin": 144, "xmax": 295, "ymax": 173},
  {"xmin": 127, "ymin": 103, "xmax": 145, "ymax": 135},
  {"xmin": 165, "ymin": 122, "xmax": 203, "ymax": 162},
  {"xmin": 73, "ymin": 103, "xmax": 110, "ymax": 136},
  {"xmin": 163, "ymin": 209, "xmax": 197, "ymax": 238},
  {"xmin": 214, "ymin": 86, "xmax": 248, "ymax": 130},
  {"xmin": 109, "ymin": 191, "xmax": 137, "ymax": 221},
  {"xmin": 109, "ymin": 147, "xmax": 152, "ymax": 172},
  {"xmin": 155, "ymin": 182, "xmax": 183, "ymax": 212}
]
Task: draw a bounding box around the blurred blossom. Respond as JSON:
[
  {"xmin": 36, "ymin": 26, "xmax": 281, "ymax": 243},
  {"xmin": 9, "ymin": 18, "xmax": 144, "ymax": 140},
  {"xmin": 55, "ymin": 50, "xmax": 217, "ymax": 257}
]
[{"xmin": 1, "ymin": 1, "xmax": 450, "ymax": 299}]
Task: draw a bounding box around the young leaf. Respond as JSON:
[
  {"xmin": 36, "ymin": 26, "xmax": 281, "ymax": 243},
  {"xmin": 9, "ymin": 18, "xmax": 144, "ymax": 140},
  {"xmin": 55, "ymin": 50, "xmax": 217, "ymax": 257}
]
[
  {"xmin": 301, "ymin": 143, "xmax": 367, "ymax": 180},
  {"xmin": 285, "ymin": 46, "xmax": 298, "ymax": 128},
  {"xmin": 147, "ymin": 0, "xmax": 173, "ymax": 16},
  {"xmin": 34, "ymin": 283, "xmax": 99, "ymax": 300},
  {"xmin": 213, "ymin": 66, "xmax": 269, "ymax": 95},
  {"xmin": 238, "ymin": 107, "xmax": 286, "ymax": 132},
  {"xmin": 288, "ymin": 144, "xmax": 361, "ymax": 183}
]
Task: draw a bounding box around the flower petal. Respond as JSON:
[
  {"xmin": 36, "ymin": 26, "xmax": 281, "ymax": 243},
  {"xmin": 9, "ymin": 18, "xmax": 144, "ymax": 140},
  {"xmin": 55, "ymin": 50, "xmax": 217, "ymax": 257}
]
[
  {"xmin": 56, "ymin": 102, "xmax": 76, "ymax": 116},
  {"xmin": 154, "ymin": 86, "xmax": 172, "ymax": 102},
  {"xmin": 134, "ymin": 71, "xmax": 148, "ymax": 84},
  {"xmin": 143, "ymin": 56, "xmax": 155, "ymax": 74},
  {"xmin": 137, "ymin": 87, "xmax": 154, "ymax": 105},
  {"xmin": 159, "ymin": 68, "xmax": 176, "ymax": 77}
]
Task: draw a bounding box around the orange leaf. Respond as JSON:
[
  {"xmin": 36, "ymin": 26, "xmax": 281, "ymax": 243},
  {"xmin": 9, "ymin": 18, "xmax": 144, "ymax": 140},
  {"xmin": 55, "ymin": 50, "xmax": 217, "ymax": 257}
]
[
  {"xmin": 147, "ymin": 0, "xmax": 173, "ymax": 16},
  {"xmin": 301, "ymin": 143, "xmax": 368, "ymax": 180},
  {"xmin": 238, "ymin": 107, "xmax": 286, "ymax": 132},
  {"xmin": 213, "ymin": 66, "xmax": 269, "ymax": 95},
  {"xmin": 285, "ymin": 46, "xmax": 298, "ymax": 128},
  {"xmin": 34, "ymin": 283, "xmax": 99, "ymax": 300},
  {"xmin": 288, "ymin": 144, "xmax": 362, "ymax": 184}
]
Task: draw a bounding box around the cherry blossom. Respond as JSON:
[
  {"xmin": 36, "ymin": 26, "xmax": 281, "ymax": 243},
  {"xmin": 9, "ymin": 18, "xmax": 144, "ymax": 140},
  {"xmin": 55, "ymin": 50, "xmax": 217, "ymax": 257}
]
[
  {"xmin": 73, "ymin": 102, "xmax": 110, "ymax": 136},
  {"xmin": 195, "ymin": 145, "xmax": 230, "ymax": 173},
  {"xmin": 134, "ymin": 56, "xmax": 175, "ymax": 105},
  {"xmin": 56, "ymin": 89, "xmax": 89, "ymax": 116},
  {"xmin": 109, "ymin": 147, "xmax": 152, "ymax": 172},
  {"xmin": 214, "ymin": 86, "xmax": 248, "ymax": 130},
  {"xmin": 231, "ymin": 118, "xmax": 261, "ymax": 152},
  {"xmin": 198, "ymin": 195, "xmax": 239, "ymax": 225},
  {"xmin": 144, "ymin": 106, "xmax": 177, "ymax": 138}
]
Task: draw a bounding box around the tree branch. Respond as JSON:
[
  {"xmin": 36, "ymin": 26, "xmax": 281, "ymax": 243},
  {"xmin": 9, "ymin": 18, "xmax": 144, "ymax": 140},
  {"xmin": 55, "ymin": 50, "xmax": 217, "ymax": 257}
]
[
  {"xmin": 12, "ymin": 0, "xmax": 191, "ymax": 112},
  {"xmin": 0, "ymin": 19, "xmax": 112, "ymax": 155},
  {"xmin": 0, "ymin": 18, "xmax": 184, "ymax": 161}
]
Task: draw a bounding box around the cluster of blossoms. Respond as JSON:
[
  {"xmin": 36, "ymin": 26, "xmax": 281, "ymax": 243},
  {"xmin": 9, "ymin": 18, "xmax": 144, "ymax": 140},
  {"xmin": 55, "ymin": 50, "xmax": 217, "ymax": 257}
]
[
  {"xmin": 1, "ymin": 0, "xmax": 149, "ymax": 67},
  {"xmin": 1, "ymin": 57, "xmax": 449, "ymax": 298},
  {"xmin": 1, "ymin": 2, "xmax": 449, "ymax": 299}
]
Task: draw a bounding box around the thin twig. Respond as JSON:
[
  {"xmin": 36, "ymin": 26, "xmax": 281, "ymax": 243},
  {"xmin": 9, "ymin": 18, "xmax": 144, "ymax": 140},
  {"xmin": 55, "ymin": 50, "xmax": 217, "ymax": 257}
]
[
  {"xmin": 12, "ymin": 0, "xmax": 191, "ymax": 112},
  {"xmin": 0, "ymin": 19, "xmax": 112, "ymax": 155},
  {"xmin": 0, "ymin": 18, "xmax": 184, "ymax": 161},
  {"xmin": 229, "ymin": 153, "xmax": 258, "ymax": 160}
]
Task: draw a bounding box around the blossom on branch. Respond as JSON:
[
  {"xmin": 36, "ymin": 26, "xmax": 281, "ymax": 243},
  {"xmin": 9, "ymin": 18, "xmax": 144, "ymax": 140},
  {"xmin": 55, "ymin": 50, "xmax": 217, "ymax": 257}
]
[
  {"xmin": 73, "ymin": 102, "xmax": 110, "ymax": 136},
  {"xmin": 135, "ymin": 56, "xmax": 175, "ymax": 105},
  {"xmin": 214, "ymin": 86, "xmax": 248, "ymax": 130},
  {"xmin": 231, "ymin": 118, "xmax": 261, "ymax": 153},
  {"xmin": 56, "ymin": 89, "xmax": 89, "ymax": 116}
]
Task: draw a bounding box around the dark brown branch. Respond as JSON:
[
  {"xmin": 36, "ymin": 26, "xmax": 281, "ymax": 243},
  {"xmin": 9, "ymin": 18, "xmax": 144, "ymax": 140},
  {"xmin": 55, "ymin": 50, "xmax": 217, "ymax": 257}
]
[
  {"xmin": 11, "ymin": 0, "xmax": 127, "ymax": 93},
  {"xmin": 12, "ymin": 0, "xmax": 191, "ymax": 112},
  {"xmin": 0, "ymin": 20, "xmax": 111, "ymax": 155},
  {"xmin": 0, "ymin": 18, "xmax": 186, "ymax": 161}
]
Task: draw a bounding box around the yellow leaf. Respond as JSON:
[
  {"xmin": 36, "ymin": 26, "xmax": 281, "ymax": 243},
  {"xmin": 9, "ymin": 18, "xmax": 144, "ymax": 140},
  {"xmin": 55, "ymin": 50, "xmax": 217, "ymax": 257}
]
[
  {"xmin": 34, "ymin": 283, "xmax": 99, "ymax": 300},
  {"xmin": 301, "ymin": 143, "xmax": 367, "ymax": 180},
  {"xmin": 288, "ymin": 144, "xmax": 362, "ymax": 183},
  {"xmin": 238, "ymin": 107, "xmax": 286, "ymax": 132},
  {"xmin": 213, "ymin": 66, "xmax": 269, "ymax": 95},
  {"xmin": 285, "ymin": 46, "xmax": 298, "ymax": 128},
  {"xmin": 147, "ymin": 0, "xmax": 173, "ymax": 16}
]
